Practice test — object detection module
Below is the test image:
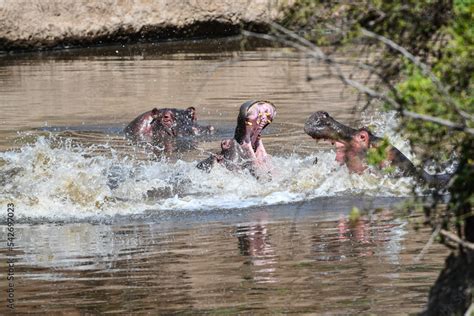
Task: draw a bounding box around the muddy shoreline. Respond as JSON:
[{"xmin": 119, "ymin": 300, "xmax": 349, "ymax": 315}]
[{"xmin": 0, "ymin": 0, "xmax": 286, "ymax": 53}]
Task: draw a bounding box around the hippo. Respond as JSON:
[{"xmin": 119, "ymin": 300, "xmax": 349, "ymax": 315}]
[
  {"xmin": 196, "ymin": 139, "xmax": 247, "ymax": 172},
  {"xmin": 197, "ymin": 100, "xmax": 276, "ymax": 175},
  {"xmin": 304, "ymin": 111, "xmax": 451, "ymax": 187},
  {"xmin": 124, "ymin": 107, "xmax": 214, "ymax": 143}
]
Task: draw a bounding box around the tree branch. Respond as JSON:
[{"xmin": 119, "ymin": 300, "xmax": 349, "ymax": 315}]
[
  {"xmin": 440, "ymin": 229, "xmax": 474, "ymax": 251},
  {"xmin": 242, "ymin": 26, "xmax": 474, "ymax": 136},
  {"xmin": 402, "ymin": 111, "xmax": 474, "ymax": 134},
  {"xmin": 242, "ymin": 30, "xmax": 400, "ymax": 107},
  {"xmin": 414, "ymin": 225, "xmax": 441, "ymax": 263},
  {"xmin": 361, "ymin": 28, "xmax": 474, "ymax": 123}
]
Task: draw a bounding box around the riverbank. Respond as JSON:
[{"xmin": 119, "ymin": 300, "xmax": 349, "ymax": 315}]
[{"xmin": 0, "ymin": 0, "xmax": 286, "ymax": 52}]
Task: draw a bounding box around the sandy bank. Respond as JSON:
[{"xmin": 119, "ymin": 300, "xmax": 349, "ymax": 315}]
[{"xmin": 0, "ymin": 0, "xmax": 286, "ymax": 52}]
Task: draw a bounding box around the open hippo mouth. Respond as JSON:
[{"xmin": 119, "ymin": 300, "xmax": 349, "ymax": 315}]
[
  {"xmin": 234, "ymin": 100, "xmax": 276, "ymax": 150},
  {"xmin": 304, "ymin": 111, "xmax": 358, "ymax": 162},
  {"xmin": 196, "ymin": 100, "xmax": 276, "ymax": 174}
]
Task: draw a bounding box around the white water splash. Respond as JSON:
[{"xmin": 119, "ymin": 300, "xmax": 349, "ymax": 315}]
[
  {"xmin": 361, "ymin": 110, "xmax": 415, "ymax": 161},
  {"xmin": 0, "ymin": 134, "xmax": 415, "ymax": 222}
]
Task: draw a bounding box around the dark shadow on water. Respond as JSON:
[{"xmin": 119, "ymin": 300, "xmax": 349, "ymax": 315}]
[
  {"xmin": 0, "ymin": 36, "xmax": 278, "ymax": 62},
  {"xmin": 88, "ymin": 196, "xmax": 409, "ymax": 225}
]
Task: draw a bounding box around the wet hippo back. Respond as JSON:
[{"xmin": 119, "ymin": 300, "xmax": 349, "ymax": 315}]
[{"xmin": 124, "ymin": 108, "xmax": 159, "ymax": 142}]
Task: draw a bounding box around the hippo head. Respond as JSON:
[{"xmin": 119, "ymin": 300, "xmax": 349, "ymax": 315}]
[
  {"xmin": 234, "ymin": 100, "xmax": 276, "ymax": 149},
  {"xmin": 153, "ymin": 108, "xmax": 178, "ymax": 136},
  {"xmin": 304, "ymin": 111, "xmax": 365, "ymax": 164},
  {"xmin": 304, "ymin": 111, "xmax": 357, "ymax": 145},
  {"xmin": 305, "ymin": 111, "xmax": 378, "ymax": 170}
]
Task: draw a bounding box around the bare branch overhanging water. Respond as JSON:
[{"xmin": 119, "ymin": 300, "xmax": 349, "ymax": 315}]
[{"xmin": 243, "ymin": 24, "xmax": 474, "ymax": 136}]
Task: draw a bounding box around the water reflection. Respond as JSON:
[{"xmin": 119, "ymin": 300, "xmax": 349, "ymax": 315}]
[
  {"xmin": 0, "ymin": 201, "xmax": 447, "ymax": 314},
  {"xmin": 340, "ymin": 213, "xmax": 406, "ymax": 265},
  {"xmin": 236, "ymin": 211, "xmax": 277, "ymax": 284}
]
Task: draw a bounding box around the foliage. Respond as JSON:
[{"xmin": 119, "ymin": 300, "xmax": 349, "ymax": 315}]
[
  {"xmin": 366, "ymin": 137, "xmax": 390, "ymax": 165},
  {"xmin": 282, "ymin": 0, "xmax": 474, "ymax": 244},
  {"xmin": 386, "ymin": 0, "xmax": 473, "ymax": 243},
  {"xmin": 349, "ymin": 206, "xmax": 361, "ymax": 223}
]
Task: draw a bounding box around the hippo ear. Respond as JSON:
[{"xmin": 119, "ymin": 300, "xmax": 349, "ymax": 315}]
[
  {"xmin": 186, "ymin": 107, "xmax": 197, "ymax": 121},
  {"xmin": 358, "ymin": 129, "xmax": 370, "ymax": 146},
  {"xmin": 151, "ymin": 108, "xmax": 159, "ymax": 117}
]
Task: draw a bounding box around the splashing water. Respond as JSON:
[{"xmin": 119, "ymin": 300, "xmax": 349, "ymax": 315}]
[
  {"xmin": 0, "ymin": 131, "xmax": 415, "ymax": 222},
  {"xmin": 361, "ymin": 110, "xmax": 415, "ymax": 161}
]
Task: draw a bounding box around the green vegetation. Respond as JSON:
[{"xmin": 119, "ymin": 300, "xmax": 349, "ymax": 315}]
[
  {"xmin": 279, "ymin": 0, "xmax": 473, "ymax": 313},
  {"xmin": 348, "ymin": 206, "xmax": 361, "ymax": 223},
  {"xmin": 282, "ymin": 0, "xmax": 473, "ymax": 240}
]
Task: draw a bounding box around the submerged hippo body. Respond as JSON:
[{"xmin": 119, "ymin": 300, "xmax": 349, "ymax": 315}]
[
  {"xmin": 196, "ymin": 139, "xmax": 247, "ymax": 172},
  {"xmin": 197, "ymin": 100, "xmax": 276, "ymax": 174},
  {"xmin": 304, "ymin": 111, "xmax": 451, "ymax": 187},
  {"xmin": 124, "ymin": 107, "xmax": 214, "ymax": 144}
]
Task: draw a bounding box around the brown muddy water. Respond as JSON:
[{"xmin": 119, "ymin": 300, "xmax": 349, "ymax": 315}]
[{"xmin": 0, "ymin": 37, "xmax": 447, "ymax": 314}]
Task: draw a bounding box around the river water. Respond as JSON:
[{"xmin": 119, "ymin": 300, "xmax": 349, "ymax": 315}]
[{"xmin": 0, "ymin": 37, "xmax": 447, "ymax": 314}]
